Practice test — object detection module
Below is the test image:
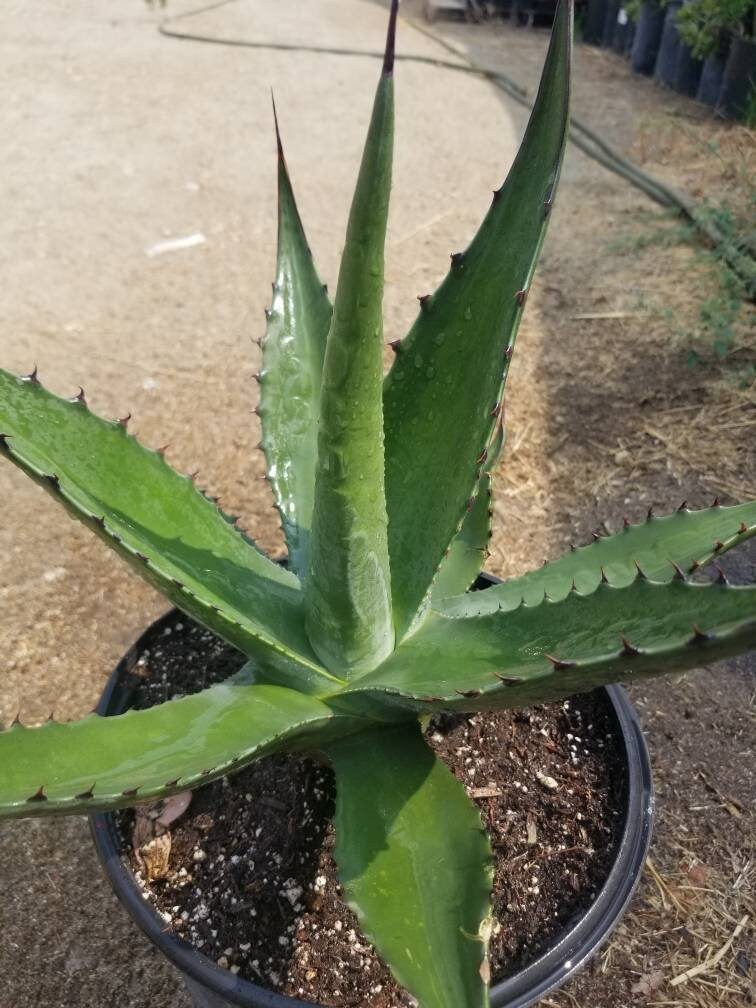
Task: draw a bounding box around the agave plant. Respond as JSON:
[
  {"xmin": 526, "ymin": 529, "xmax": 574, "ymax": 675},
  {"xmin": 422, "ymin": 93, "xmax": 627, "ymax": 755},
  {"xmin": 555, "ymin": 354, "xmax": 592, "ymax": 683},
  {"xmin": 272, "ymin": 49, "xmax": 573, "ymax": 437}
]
[{"xmin": 1, "ymin": 1, "xmax": 755, "ymax": 1005}]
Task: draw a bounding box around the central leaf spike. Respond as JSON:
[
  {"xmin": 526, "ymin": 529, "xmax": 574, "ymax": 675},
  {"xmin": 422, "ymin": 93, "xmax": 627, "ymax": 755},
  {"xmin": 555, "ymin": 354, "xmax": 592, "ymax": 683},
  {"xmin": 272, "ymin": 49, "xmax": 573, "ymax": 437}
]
[{"xmin": 304, "ymin": 0, "xmax": 398, "ymax": 675}]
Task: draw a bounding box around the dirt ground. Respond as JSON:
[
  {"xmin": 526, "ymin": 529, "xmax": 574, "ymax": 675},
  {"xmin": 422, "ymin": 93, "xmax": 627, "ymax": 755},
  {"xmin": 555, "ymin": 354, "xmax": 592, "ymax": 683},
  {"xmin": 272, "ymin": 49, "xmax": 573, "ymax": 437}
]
[{"xmin": 0, "ymin": 0, "xmax": 753, "ymax": 1006}]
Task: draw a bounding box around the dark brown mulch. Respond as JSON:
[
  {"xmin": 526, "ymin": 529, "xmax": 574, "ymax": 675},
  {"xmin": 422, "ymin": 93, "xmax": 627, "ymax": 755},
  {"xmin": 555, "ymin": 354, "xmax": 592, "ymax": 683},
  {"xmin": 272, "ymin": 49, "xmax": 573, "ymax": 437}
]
[{"xmin": 118, "ymin": 613, "xmax": 627, "ymax": 1007}]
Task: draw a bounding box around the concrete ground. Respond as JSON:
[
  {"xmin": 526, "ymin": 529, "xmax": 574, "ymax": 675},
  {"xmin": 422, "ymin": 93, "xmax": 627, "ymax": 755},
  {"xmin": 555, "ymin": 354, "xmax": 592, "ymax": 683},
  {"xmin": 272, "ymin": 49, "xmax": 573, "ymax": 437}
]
[{"xmin": 1, "ymin": 1, "xmax": 753, "ymax": 1006}]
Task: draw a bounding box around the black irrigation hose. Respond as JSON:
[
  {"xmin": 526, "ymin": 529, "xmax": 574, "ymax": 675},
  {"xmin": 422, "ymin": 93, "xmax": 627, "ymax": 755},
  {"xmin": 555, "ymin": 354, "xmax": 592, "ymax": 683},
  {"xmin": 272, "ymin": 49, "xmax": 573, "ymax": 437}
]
[{"xmin": 159, "ymin": 0, "xmax": 756, "ymax": 299}]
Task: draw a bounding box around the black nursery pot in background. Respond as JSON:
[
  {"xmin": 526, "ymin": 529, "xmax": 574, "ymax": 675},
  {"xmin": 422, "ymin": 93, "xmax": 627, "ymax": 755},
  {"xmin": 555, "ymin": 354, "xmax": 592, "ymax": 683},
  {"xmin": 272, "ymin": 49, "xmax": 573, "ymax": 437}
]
[
  {"xmin": 90, "ymin": 583, "xmax": 654, "ymax": 1008},
  {"xmin": 602, "ymin": 0, "xmax": 621, "ymax": 47},
  {"xmin": 612, "ymin": 8, "xmax": 633, "ymax": 54},
  {"xmin": 631, "ymin": 0, "xmax": 666, "ymax": 74},
  {"xmin": 583, "ymin": 0, "xmax": 608, "ymax": 44},
  {"xmin": 697, "ymin": 49, "xmax": 729, "ymax": 105},
  {"xmin": 655, "ymin": 0, "xmax": 684, "ymax": 86},
  {"xmin": 717, "ymin": 35, "xmax": 756, "ymax": 119},
  {"xmin": 625, "ymin": 20, "xmax": 638, "ymax": 56},
  {"xmin": 672, "ymin": 0, "xmax": 703, "ymax": 96},
  {"xmin": 674, "ymin": 40, "xmax": 704, "ymax": 95}
]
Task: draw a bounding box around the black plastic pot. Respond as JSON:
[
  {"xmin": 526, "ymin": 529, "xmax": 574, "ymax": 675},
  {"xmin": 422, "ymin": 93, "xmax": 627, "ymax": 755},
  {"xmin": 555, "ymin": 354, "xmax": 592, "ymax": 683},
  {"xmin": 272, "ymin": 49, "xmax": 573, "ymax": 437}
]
[
  {"xmin": 625, "ymin": 20, "xmax": 637, "ymax": 57},
  {"xmin": 612, "ymin": 8, "xmax": 632, "ymax": 54},
  {"xmin": 717, "ymin": 35, "xmax": 756, "ymax": 119},
  {"xmin": 697, "ymin": 51, "xmax": 728, "ymax": 105},
  {"xmin": 602, "ymin": 0, "xmax": 621, "ymax": 47},
  {"xmin": 654, "ymin": 0, "xmax": 684, "ymax": 87},
  {"xmin": 631, "ymin": 0, "xmax": 666, "ymax": 74},
  {"xmin": 583, "ymin": 0, "xmax": 608, "ymax": 44},
  {"xmin": 674, "ymin": 41, "xmax": 703, "ymax": 95},
  {"xmin": 90, "ymin": 591, "xmax": 654, "ymax": 1008}
]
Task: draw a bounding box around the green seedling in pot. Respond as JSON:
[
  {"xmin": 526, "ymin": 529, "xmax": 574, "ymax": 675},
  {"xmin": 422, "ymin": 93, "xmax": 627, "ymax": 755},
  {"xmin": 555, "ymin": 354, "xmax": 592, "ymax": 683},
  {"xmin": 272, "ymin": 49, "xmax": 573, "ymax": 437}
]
[{"xmin": 1, "ymin": 2, "xmax": 754, "ymax": 1005}]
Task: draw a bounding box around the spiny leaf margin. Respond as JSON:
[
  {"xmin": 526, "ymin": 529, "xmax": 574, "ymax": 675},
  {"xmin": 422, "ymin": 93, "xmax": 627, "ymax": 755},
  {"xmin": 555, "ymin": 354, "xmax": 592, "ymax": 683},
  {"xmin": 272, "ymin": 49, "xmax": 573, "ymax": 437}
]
[
  {"xmin": 258, "ymin": 98, "xmax": 333, "ymax": 578},
  {"xmin": 0, "ymin": 369, "xmax": 339, "ymax": 692},
  {"xmin": 433, "ymin": 421, "xmax": 505, "ymax": 602},
  {"xmin": 338, "ymin": 574, "xmax": 756, "ymax": 714},
  {"xmin": 435, "ymin": 501, "xmax": 756, "ymax": 617},
  {"xmin": 383, "ymin": 0, "xmax": 573, "ymax": 640},
  {"xmin": 0, "ymin": 682, "xmax": 368, "ymax": 820}
]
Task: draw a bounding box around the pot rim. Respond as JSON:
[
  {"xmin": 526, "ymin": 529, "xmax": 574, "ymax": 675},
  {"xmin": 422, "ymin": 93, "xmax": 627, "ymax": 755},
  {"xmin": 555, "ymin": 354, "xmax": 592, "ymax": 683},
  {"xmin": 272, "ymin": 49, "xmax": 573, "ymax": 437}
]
[{"xmin": 90, "ymin": 587, "xmax": 653, "ymax": 1008}]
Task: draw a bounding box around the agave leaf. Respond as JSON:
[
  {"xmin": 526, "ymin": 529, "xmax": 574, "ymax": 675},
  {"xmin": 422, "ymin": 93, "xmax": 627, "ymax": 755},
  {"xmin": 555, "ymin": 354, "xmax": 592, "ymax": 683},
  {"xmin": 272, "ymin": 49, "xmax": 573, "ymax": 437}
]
[
  {"xmin": 436, "ymin": 501, "xmax": 756, "ymax": 617},
  {"xmin": 432, "ymin": 423, "xmax": 505, "ymax": 602},
  {"xmin": 0, "ymin": 683, "xmax": 367, "ymax": 821},
  {"xmin": 305, "ymin": 4, "xmax": 398, "ymax": 676},
  {"xmin": 383, "ymin": 0, "xmax": 572, "ymax": 639},
  {"xmin": 0, "ymin": 370, "xmax": 340, "ymax": 693},
  {"xmin": 259, "ymin": 101, "xmax": 333, "ymax": 578},
  {"xmin": 325, "ymin": 722, "xmax": 492, "ymax": 1008},
  {"xmin": 338, "ymin": 576, "xmax": 756, "ymax": 714}
]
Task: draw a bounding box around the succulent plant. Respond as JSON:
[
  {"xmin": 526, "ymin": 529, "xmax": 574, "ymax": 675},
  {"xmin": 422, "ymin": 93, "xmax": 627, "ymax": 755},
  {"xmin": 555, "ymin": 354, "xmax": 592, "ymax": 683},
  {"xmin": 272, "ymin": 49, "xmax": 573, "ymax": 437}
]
[{"xmin": 1, "ymin": 1, "xmax": 755, "ymax": 1005}]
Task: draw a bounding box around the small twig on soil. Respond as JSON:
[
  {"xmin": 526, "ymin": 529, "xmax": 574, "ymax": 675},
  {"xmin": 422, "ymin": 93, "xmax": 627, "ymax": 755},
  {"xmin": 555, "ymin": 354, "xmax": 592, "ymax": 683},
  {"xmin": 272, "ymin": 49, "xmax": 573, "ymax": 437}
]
[
  {"xmin": 571, "ymin": 311, "xmax": 640, "ymax": 320},
  {"xmin": 646, "ymin": 857, "xmax": 687, "ymax": 915},
  {"xmin": 669, "ymin": 914, "xmax": 748, "ymax": 987},
  {"xmin": 536, "ymin": 845, "xmax": 593, "ymax": 860},
  {"xmin": 469, "ymin": 786, "xmax": 502, "ymax": 799}
]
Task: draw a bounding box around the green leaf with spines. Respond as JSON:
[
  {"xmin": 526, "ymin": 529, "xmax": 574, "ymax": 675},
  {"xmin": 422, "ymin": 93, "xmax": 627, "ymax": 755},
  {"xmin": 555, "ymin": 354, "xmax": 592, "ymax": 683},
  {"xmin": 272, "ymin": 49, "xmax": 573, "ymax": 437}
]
[
  {"xmin": 383, "ymin": 0, "xmax": 572, "ymax": 640},
  {"xmin": 433, "ymin": 422, "xmax": 505, "ymax": 602},
  {"xmin": 338, "ymin": 576, "xmax": 756, "ymax": 714},
  {"xmin": 325, "ymin": 722, "xmax": 492, "ymax": 1008},
  {"xmin": 305, "ymin": 7, "xmax": 397, "ymax": 676},
  {"xmin": 259, "ymin": 101, "xmax": 333, "ymax": 578},
  {"xmin": 0, "ymin": 683, "xmax": 368, "ymax": 821},
  {"xmin": 0, "ymin": 369, "xmax": 340, "ymax": 693},
  {"xmin": 435, "ymin": 501, "xmax": 756, "ymax": 617}
]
